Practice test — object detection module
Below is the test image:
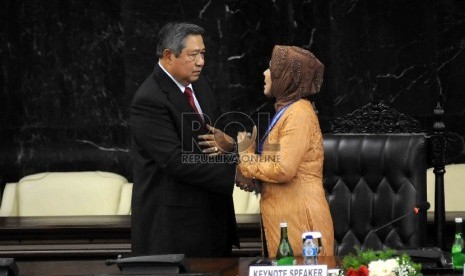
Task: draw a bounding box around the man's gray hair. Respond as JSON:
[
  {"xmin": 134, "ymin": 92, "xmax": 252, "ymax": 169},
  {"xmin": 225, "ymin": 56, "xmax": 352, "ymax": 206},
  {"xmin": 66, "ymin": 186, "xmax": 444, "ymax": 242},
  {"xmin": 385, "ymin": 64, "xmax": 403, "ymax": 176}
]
[{"xmin": 156, "ymin": 22, "xmax": 205, "ymax": 58}]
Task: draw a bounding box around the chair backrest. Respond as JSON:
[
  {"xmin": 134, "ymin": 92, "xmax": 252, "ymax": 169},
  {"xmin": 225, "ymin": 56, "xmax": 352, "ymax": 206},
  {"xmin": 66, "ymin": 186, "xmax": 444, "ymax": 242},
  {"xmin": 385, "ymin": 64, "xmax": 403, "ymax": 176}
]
[
  {"xmin": 16, "ymin": 171, "xmax": 129, "ymax": 216},
  {"xmin": 323, "ymin": 134, "xmax": 428, "ymax": 256}
]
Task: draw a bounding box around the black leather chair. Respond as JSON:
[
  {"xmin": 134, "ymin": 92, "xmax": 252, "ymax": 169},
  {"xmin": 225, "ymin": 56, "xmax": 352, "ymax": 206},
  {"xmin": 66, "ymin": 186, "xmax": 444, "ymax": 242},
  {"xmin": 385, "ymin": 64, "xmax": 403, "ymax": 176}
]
[{"xmin": 323, "ymin": 133, "xmax": 428, "ymax": 256}]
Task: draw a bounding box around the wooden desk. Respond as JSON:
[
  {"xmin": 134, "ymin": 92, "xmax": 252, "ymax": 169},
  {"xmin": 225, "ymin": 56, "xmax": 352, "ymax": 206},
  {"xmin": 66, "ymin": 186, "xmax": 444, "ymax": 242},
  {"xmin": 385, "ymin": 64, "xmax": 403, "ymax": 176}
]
[
  {"xmin": 2, "ymin": 214, "xmax": 459, "ymax": 275},
  {"xmin": 0, "ymin": 216, "xmax": 132, "ymax": 258},
  {"xmin": 10, "ymin": 256, "xmax": 461, "ymax": 276},
  {"xmin": 1, "ymin": 213, "xmax": 456, "ymax": 258},
  {"xmin": 0, "ymin": 216, "xmax": 337, "ymax": 275},
  {"xmin": 0, "ymin": 215, "xmax": 261, "ymax": 258},
  {"xmin": 13, "ymin": 256, "xmax": 339, "ymax": 276}
]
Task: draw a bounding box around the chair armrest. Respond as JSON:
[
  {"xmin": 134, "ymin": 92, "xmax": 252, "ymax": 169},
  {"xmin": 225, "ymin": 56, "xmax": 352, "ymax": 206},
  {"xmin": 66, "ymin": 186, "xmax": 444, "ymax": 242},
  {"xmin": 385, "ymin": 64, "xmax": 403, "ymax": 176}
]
[
  {"xmin": 233, "ymin": 186, "xmax": 261, "ymax": 214},
  {"xmin": 0, "ymin": 183, "xmax": 18, "ymax": 216},
  {"xmin": 246, "ymin": 193, "xmax": 261, "ymax": 214},
  {"xmin": 233, "ymin": 187, "xmax": 249, "ymax": 214}
]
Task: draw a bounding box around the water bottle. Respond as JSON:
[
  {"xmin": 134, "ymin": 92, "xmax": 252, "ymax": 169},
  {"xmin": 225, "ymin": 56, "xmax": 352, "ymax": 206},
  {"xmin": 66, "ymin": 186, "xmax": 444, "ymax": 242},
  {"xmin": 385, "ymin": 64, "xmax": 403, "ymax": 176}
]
[
  {"xmin": 275, "ymin": 222, "xmax": 296, "ymax": 265},
  {"xmin": 452, "ymin": 217, "xmax": 465, "ymax": 269},
  {"xmin": 302, "ymin": 235, "xmax": 318, "ymax": 265}
]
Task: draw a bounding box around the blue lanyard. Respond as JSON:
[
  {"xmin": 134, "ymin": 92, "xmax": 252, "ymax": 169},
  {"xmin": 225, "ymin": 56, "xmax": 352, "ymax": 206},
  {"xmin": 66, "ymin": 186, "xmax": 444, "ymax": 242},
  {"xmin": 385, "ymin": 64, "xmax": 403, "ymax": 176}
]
[{"xmin": 258, "ymin": 102, "xmax": 295, "ymax": 154}]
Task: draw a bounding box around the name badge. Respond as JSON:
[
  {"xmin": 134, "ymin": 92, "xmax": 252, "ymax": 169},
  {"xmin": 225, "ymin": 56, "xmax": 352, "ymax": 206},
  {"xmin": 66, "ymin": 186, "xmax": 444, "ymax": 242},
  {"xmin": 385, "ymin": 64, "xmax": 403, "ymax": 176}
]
[{"xmin": 249, "ymin": 264, "xmax": 328, "ymax": 276}]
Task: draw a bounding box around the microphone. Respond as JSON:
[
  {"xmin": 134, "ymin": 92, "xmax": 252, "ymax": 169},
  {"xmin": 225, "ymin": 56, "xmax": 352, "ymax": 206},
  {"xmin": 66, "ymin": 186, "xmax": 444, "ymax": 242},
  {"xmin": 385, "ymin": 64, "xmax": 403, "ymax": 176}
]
[
  {"xmin": 373, "ymin": 201, "xmax": 430, "ymax": 232},
  {"xmin": 413, "ymin": 201, "xmax": 430, "ymax": 214}
]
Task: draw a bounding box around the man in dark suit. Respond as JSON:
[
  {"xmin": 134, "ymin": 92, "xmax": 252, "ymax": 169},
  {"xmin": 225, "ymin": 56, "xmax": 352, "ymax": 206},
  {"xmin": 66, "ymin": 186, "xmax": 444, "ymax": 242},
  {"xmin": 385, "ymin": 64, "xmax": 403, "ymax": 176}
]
[{"xmin": 129, "ymin": 22, "xmax": 239, "ymax": 257}]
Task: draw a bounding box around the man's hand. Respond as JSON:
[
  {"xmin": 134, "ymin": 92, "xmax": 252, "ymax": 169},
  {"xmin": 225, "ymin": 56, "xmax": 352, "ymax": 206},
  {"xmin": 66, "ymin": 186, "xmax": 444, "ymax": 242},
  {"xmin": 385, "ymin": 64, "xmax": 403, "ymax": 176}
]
[
  {"xmin": 235, "ymin": 166, "xmax": 260, "ymax": 193},
  {"xmin": 198, "ymin": 124, "xmax": 235, "ymax": 156},
  {"xmin": 237, "ymin": 125, "xmax": 257, "ymax": 153}
]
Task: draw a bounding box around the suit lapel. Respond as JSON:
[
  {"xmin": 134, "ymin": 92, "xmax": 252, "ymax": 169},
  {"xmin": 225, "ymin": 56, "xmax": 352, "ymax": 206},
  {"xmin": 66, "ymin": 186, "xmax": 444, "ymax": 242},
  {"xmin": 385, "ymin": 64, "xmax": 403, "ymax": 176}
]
[
  {"xmin": 153, "ymin": 65, "xmax": 194, "ymax": 117},
  {"xmin": 153, "ymin": 65, "xmax": 208, "ymax": 135},
  {"xmin": 192, "ymin": 82, "xmax": 213, "ymax": 122}
]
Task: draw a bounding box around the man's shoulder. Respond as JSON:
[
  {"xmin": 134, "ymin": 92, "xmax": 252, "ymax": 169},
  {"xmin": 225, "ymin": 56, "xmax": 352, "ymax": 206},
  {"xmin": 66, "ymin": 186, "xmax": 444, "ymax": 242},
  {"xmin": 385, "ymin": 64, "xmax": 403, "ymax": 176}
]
[
  {"xmin": 133, "ymin": 71, "xmax": 161, "ymax": 95},
  {"xmin": 139, "ymin": 70, "xmax": 160, "ymax": 88},
  {"xmin": 130, "ymin": 76, "xmax": 163, "ymax": 110}
]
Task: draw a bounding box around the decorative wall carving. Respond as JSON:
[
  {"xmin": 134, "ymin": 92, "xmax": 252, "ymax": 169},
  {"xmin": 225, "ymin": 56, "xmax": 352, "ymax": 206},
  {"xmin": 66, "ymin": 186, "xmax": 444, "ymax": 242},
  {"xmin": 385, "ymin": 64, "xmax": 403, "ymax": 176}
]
[{"xmin": 330, "ymin": 102, "xmax": 423, "ymax": 134}]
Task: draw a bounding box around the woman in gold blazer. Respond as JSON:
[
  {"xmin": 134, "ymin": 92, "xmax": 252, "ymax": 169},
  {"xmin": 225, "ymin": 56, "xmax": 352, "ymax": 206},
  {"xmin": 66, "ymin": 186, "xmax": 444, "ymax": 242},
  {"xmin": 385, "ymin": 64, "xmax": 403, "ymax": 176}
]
[{"xmin": 236, "ymin": 45, "xmax": 334, "ymax": 257}]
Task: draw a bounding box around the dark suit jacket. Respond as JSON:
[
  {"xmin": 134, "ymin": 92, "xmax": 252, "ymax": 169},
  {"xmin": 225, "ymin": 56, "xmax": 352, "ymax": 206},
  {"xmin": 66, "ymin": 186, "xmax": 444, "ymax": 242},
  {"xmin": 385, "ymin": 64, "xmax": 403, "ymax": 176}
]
[{"xmin": 129, "ymin": 64, "xmax": 238, "ymax": 257}]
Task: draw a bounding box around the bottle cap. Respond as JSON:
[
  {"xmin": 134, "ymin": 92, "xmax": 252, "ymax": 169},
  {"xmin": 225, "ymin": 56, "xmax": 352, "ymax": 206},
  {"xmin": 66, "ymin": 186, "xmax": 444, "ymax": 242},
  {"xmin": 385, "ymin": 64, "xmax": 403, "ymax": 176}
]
[
  {"xmin": 302, "ymin": 231, "xmax": 322, "ymax": 239},
  {"xmin": 455, "ymin": 217, "xmax": 463, "ymax": 223},
  {"xmin": 280, "ymin": 222, "xmax": 288, "ymax": 227},
  {"xmin": 305, "ymin": 235, "xmax": 313, "ymax": 240}
]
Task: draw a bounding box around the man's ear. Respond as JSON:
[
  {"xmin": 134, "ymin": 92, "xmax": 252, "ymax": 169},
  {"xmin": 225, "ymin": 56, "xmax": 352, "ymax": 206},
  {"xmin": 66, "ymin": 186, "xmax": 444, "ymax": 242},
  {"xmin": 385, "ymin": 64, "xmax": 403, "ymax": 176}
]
[{"xmin": 162, "ymin": 49, "xmax": 173, "ymax": 63}]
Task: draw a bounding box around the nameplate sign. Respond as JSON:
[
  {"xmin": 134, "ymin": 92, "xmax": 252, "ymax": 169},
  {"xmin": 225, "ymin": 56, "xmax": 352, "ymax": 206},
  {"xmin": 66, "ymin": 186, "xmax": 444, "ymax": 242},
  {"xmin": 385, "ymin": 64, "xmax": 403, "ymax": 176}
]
[{"xmin": 249, "ymin": 264, "xmax": 328, "ymax": 276}]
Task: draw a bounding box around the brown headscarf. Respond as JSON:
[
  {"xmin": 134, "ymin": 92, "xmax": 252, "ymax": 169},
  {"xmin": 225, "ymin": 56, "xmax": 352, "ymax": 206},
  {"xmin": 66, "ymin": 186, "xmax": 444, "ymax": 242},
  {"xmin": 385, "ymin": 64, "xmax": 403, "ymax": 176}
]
[{"xmin": 269, "ymin": 45, "xmax": 324, "ymax": 111}]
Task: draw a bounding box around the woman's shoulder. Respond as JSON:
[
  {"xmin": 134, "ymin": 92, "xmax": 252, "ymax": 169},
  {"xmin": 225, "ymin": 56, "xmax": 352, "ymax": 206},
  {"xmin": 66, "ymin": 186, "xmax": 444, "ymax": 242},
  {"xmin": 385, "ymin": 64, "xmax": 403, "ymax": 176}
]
[{"xmin": 286, "ymin": 99, "xmax": 315, "ymax": 116}]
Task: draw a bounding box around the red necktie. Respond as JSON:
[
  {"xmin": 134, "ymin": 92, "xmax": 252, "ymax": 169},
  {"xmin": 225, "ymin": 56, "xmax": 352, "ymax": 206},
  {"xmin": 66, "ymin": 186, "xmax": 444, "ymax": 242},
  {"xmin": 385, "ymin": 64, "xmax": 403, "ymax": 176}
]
[{"xmin": 184, "ymin": 87, "xmax": 203, "ymax": 122}]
